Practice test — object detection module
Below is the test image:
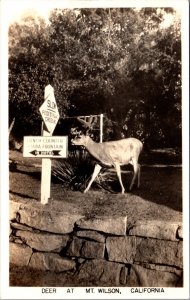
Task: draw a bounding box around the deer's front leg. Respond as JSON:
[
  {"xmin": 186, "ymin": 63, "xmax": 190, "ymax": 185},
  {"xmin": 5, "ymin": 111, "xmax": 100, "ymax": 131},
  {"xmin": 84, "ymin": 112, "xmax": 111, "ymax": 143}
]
[{"xmin": 84, "ymin": 164, "xmax": 102, "ymax": 193}]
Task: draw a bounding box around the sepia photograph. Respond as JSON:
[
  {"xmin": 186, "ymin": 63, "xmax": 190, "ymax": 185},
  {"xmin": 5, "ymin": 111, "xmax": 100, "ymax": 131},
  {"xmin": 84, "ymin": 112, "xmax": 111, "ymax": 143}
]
[{"xmin": 0, "ymin": 0, "xmax": 189, "ymax": 299}]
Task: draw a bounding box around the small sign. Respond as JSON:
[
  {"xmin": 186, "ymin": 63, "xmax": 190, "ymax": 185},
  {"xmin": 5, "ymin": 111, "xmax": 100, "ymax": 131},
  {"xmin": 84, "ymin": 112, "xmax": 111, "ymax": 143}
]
[
  {"xmin": 39, "ymin": 84, "xmax": 60, "ymax": 134},
  {"xmin": 23, "ymin": 136, "xmax": 68, "ymax": 158}
]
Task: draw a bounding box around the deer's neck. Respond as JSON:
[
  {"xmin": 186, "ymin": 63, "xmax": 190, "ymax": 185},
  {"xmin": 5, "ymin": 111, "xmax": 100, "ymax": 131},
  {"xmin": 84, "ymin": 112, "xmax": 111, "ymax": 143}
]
[{"xmin": 85, "ymin": 139, "xmax": 102, "ymax": 160}]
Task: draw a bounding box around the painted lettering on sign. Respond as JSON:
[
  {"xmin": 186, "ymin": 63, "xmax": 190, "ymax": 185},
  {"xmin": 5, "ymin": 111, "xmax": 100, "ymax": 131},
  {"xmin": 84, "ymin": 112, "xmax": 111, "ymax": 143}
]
[
  {"xmin": 39, "ymin": 85, "xmax": 60, "ymax": 134},
  {"xmin": 47, "ymin": 100, "xmax": 56, "ymax": 110},
  {"xmin": 23, "ymin": 136, "xmax": 68, "ymax": 158}
]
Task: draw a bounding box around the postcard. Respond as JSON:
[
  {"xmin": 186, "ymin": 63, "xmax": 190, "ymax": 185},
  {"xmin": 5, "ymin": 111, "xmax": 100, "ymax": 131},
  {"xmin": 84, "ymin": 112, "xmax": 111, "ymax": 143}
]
[{"xmin": 0, "ymin": 0, "xmax": 189, "ymax": 299}]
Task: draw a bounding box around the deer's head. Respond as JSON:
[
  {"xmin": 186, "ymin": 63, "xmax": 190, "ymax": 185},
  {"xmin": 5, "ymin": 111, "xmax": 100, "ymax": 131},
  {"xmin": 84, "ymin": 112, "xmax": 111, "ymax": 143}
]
[{"xmin": 71, "ymin": 134, "xmax": 90, "ymax": 146}]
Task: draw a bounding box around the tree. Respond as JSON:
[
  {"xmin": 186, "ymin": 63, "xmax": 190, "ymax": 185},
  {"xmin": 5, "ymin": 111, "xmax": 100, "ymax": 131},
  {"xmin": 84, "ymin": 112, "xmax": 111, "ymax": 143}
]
[
  {"xmin": 9, "ymin": 7, "xmax": 181, "ymax": 148},
  {"xmin": 9, "ymin": 15, "xmax": 69, "ymax": 140}
]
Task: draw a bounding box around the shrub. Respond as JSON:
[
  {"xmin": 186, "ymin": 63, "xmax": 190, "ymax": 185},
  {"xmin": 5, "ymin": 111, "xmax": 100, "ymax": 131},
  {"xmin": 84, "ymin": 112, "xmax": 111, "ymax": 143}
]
[
  {"xmin": 52, "ymin": 150, "xmax": 115, "ymax": 192},
  {"xmin": 52, "ymin": 150, "xmax": 94, "ymax": 191}
]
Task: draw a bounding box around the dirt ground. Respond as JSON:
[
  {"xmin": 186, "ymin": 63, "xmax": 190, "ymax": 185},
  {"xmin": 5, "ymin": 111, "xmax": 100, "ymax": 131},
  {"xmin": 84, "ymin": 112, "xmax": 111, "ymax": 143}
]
[{"xmin": 9, "ymin": 149, "xmax": 182, "ymax": 225}]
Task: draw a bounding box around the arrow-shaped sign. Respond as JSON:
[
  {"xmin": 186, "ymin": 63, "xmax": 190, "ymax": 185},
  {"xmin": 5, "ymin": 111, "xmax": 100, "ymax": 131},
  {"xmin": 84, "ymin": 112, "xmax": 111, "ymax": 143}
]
[
  {"xmin": 30, "ymin": 150, "xmax": 62, "ymax": 157},
  {"xmin": 23, "ymin": 136, "xmax": 68, "ymax": 158}
]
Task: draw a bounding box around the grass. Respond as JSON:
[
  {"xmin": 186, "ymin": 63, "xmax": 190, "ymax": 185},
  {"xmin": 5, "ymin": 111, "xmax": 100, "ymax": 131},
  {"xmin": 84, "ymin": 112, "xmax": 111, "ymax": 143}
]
[
  {"xmin": 9, "ymin": 149, "xmax": 182, "ymax": 224},
  {"xmin": 9, "ymin": 147, "xmax": 183, "ymax": 227}
]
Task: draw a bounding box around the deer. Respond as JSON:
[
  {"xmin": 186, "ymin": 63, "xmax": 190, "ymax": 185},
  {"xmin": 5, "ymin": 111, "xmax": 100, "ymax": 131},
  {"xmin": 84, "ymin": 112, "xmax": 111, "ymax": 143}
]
[{"xmin": 71, "ymin": 134, "xmax": 143, "ymax": 194}]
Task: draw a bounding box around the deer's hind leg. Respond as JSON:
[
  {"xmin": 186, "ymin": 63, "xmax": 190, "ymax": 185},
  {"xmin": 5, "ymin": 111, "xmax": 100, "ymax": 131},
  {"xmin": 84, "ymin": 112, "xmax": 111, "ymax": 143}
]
[
  {"xmin": 137, "ymin": 164, "xmax": 141, "ymax": 188},
  {"xmin": 129, "ymin": 159, "xmax": 140, "ymax": 191},
  {"xmin": 84, "ymin": 163, "xmax": 102, "ymax": 193},
  {"xmin": 114, "ymin": 162, "xmax": 125, "ymax": 194}
]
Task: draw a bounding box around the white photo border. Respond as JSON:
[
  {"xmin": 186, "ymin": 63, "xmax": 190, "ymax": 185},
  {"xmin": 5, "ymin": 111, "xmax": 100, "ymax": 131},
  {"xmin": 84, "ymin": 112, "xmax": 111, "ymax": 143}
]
[{"xmin": 0, "ymin": 0, "xmax": 189, "ymax": 299}]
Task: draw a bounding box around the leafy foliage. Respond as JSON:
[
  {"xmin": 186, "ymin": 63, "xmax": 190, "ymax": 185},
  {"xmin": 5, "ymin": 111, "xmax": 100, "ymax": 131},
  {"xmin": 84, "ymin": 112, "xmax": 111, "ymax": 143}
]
[
  {"xmin": 52, "ymin": 149, "xmax": 119, "ymax": 192},
  {"xmin": 52, "ymin": 150, "xmax": 94, "ymax": 190},
  {"xmin": 9, "ymin": 8, "xmax": 181, "ymax": 147},
  {"xmin": 52, "ymin": 150, "xmax": 113, "ymax": 191}
]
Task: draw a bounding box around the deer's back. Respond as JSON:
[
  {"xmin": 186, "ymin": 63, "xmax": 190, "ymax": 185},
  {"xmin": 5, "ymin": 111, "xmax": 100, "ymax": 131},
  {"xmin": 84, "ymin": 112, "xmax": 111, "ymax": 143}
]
[{"xmin": 89, "ymin": 138, "xmax": 143, "ymax": 166}]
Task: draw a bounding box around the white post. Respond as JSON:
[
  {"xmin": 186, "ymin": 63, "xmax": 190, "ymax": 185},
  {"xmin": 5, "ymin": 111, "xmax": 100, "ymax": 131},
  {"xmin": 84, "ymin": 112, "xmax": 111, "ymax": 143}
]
[
  {"xmin": 41, "ymin": 127, "xmax": 52, "ymax": 204},
  {"xmin": 100, "ymin": 113, "xmax": 103, "ymax": 143},
  {"xmin": 39, "ymin": 84, "xmax": 59, "ymax": 204}
]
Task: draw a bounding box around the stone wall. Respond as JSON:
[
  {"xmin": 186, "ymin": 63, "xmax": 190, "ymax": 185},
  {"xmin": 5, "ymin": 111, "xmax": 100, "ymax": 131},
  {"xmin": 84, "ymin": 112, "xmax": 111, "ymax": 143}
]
[{"xmin": 9, "ymin": 199, "xmax": 183, "ymax": 287}]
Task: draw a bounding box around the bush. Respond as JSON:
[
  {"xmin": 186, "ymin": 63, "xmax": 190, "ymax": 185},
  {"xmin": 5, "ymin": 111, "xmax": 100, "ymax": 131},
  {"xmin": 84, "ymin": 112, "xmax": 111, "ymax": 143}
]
[
  {"xmin": 52, "ymin": 150, "xmax": 116, "ymax": 192},
  {"xmin": 52, "ymin": 150, "xmax": 95, "ymax": 191}
]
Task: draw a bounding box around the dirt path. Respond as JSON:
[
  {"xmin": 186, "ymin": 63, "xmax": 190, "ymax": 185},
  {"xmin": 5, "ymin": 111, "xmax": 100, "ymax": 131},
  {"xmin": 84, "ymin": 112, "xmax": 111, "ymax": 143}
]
[{"xmin": 9, "ymin": 152, "xmax": 182, "ymax": 226}]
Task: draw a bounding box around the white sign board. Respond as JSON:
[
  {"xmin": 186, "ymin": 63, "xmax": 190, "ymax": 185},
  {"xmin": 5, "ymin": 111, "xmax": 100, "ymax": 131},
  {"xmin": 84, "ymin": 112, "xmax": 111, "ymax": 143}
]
[
  {"xmin": 23, "ymin": 136, "xmax": 68, "ymax": 158},
  {"xmin": 39, "ymin": 84, "xmax": 60, "ymax": 134}
]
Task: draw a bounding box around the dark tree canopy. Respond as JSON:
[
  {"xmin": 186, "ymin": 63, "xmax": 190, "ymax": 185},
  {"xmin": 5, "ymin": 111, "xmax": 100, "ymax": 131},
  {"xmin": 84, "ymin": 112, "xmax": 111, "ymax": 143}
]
[{"xmin": 9, "ymin": 7, "xmax": 181, "ymax": 147}]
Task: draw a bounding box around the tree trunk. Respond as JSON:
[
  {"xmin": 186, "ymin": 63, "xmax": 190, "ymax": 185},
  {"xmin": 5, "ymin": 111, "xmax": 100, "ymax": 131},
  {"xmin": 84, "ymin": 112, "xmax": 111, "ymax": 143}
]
[{"xmin": 9, "ymin": 117, "xmax": 15, "ymax": 136}]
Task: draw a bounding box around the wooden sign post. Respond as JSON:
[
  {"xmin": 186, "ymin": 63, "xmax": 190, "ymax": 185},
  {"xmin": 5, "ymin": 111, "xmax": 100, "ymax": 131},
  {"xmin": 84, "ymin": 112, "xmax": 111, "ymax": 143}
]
[
  {"xmin": 39, "ymin": 85, "xmax": 60, "ymax": 204},
  {"xmin": 23, "ymin": 86, "xmax": 67, "ymax": 205},
  {"xmin": 41, "ymin": 129, "xmax": 51, "ymax": 204},
  {"xmin": 100, "ymin": 113, "xmax": 103, "ymax": 143}
]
